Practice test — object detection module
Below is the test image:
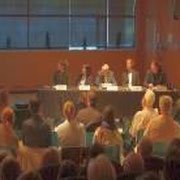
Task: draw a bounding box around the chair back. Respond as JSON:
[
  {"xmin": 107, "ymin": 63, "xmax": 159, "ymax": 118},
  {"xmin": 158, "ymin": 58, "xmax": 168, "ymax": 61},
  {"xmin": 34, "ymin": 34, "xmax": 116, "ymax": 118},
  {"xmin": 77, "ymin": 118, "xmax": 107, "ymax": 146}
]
[{"xmin": 104, "ymin": 145, "xmax": 120, "ymax": 163}]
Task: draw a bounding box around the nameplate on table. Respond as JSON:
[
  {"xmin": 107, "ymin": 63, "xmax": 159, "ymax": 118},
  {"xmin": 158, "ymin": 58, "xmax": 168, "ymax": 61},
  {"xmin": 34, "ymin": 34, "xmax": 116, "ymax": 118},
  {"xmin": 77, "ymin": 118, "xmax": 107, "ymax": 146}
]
[
  {"xmin": 101, "ymin": 83, "xmax": 112, "ymax": 89},
  {"xmin": 129, "ymin": 86, "xmax": 143, "ymax": 91},
  {"xmin": 54, "ymin": 85, "xmax": 67, "ymax": 91},
  {"xmin": 79, "ymin": 85, "xmax": 91, "ymax": 91},
  {"xmin": 106, "ymin": 86, "xmax": 119, "ymax": 91}
]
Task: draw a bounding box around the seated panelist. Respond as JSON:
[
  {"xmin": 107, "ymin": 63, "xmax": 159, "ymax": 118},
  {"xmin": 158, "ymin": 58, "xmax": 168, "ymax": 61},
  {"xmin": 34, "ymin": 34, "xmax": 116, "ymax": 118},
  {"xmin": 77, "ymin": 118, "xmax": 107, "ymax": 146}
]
[
  {"xmin": 144, "ymin": 61, "xmax": 167, "ymax": 88},
  {"xmin": 96, "ymin": 64, "xmax": 117, "ymax": 87},
  {"xmin": 121, "ymin": 58, "xmax": 140, "ymax": 87},
  {"xmin": 53, "ymin": 60, "xmax": 69, "ymax": 85},
  {"xmin": 76, "ymin": 64, "xmax": 94, "ymax": 86}
]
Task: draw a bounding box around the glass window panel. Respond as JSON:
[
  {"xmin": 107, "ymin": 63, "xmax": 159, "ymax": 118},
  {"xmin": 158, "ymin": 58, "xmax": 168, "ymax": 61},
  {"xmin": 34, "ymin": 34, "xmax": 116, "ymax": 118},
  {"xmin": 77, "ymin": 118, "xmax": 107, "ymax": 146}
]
[
  {"xmin": 109, "ymin": 0, "xmax": 136, "ymax": 16},
  {"xmin": 29, "ymin": 18, "xmax": 69, "ymax": 48},
  {"xmin": 0, "ymin": 17, "xmax": 27, "ymax": 49},
  {"xmin": 30, "ymin": 0, "xmax": 69, "ymax": 15},
  {"xmin": 0, "ymin": 0, "xmax": 27, "ymax": 15},
  {"xmin": 71, "ymin": 0, "xmax": 106, "ymax": 16},
  {"xmin": 70, "ymin": 17, "xmax": 106, "ymax": 48},
  {"xmin": 109, "ymin": 18, "xmax": 135, "ymax": 48}
]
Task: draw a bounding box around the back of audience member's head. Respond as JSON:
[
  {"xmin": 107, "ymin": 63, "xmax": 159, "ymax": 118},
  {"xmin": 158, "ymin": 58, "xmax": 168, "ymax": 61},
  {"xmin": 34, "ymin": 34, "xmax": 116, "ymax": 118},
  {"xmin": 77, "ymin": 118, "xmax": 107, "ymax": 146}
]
[
  {"xmin": 137, "ymin": 138, "xmax": 153, "ymax": 159},
  {"xmin": 89, "ymin": 143, "xmax": 104, "ymax": 159},
  {"xmin": 0, "ymin": 89, "xmax": 9, "ymax": 111},
  {"xmin": 164, "ymin": 138, "xmax": 180, "ymax": 180},
  {"xmin": 1, "ymin": 157, "xmax": 21, "ymax": 180},
  {"xmin": 87, "ymin": 154, "xmax": 116, "ymax": 180},
  {"xmin": 18, "ymin": 171, "xmax": 42, "ymax": 180},
  {"xmin": 159, "ymin": 95, "xmax": 173, "ymax": 115},
  {"xmin": 63, "ymin": 101, "xmax": 76, "ymax": 121},
  {"xmin": 136, "ymin": 171, "xmax": 159, "ymax": 180},
  {"xmin": 124, "ymin": 152, "xmax": 144, "ymax": 174},
  {"xmin": 30, "ymin": 100, "xmax": 41, "ymax": 115},
  {"xmin": 88, "ymin": 90, "xmax": 98, "ymax": 107},
  {"xmin": 142, "ymin": 90, "xmax": 155, "ymax": 108},
  {"xmin": 58, "ymin": 160, "xmax": 78, "ymax": 179},
  {"xmin": 1, "ymin": 107, "xmax": 14, "ymax": 126},
  {"xmin": 102, "ymin": 105, "xmax": 115, "ymax": 130},
  {"xmin": 41, "ymin": 148, "xmax": 61, "ymax": 167}
]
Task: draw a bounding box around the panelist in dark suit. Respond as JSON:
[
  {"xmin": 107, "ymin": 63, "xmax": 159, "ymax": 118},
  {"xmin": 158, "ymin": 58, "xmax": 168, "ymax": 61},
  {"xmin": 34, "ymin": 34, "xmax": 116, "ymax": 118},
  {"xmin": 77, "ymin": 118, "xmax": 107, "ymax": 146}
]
[
  {"xmin": 76, "ymin": 64, "xmax": 94, "ymax": 86},
  {"xmin": 22, "ymin": 100, "xmax": 51, "ymax": 148},
  {"xmin": 53, "ymin": 60, "xmax": 69, "ymax": 85},
  {"xmin": 144, "ymin": 61, "xmax": 167, "ymax": 88},
  {"xmin": 121, "ymin": 58, "xmax": 140, "ymax": 86},
  {"xmin": 96, "ymin": 64, "xmax": 117, "ymax": 87}
]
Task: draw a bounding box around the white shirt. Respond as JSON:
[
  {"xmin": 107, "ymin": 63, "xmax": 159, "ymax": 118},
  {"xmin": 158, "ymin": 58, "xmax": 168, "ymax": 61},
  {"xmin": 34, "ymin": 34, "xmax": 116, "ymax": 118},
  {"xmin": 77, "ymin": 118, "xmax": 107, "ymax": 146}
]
[
  {"xmin": 128, "ymin": 72, "xmax": 133, "ymax": 87},
  {"xmin": 55, "ymin": 120, "xmax": 86, "ymax": 147}
]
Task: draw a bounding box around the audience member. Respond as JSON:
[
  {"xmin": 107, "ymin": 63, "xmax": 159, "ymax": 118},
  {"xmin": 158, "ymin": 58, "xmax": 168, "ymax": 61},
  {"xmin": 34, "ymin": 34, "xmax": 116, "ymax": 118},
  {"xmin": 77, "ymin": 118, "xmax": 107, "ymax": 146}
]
[
  {"xmin": 76, "ymin": 92, "xmax": 88, "ymax": 112},
  {"xmin": 38, "ymin": 148, "xmax": 60, "ymax": 180},
  {"xmin": 123, "ymin": 152, "xmax": 144, "ymax": 175},
  {"xmin": 93, "ymin": 105, "xmax": 123, "ymax": 161},
  {"xmin": 137, "ymin": 138, "xmax": 164, "ymax": 172},
  {"xmin": 76, "ymin": 90, "xmax": 102, "ymax": 128},
  {"xmin": 144, "ymin": 95, "xmax": 180, "ymax": 143},
  {"xmin": 164, "ymin": 138, "xmax": 180, "ymax": 180},
  {"xmin": 56, "ymin": 101, "xmax": 86, "ymax": 147},
  {"xmin": 22, "ymin": 100, "xmax": 51, "ymax": 148},
  {"xmin": 0, "ymin": 89, "xmax": 9, "ymax": 115},
  {"xmin": 58, "ymin": 160, "xmax": 78, "ymax": 179},
  {"xmin": 130, "ymin": 90, "xmax": 158, "ymax": 138},
  {"xmin": 136, "ymin": 171, "xmax": 159, "ymax": 180},
  {"xmin": 0, "ymin": 107, "xmax": 18, "ymax": 149},
  {"xmin": 87, "ymin": 154, "xmax": 116, "ymax": 180},
  {"xmin": 0, "ymin": 157, "xmax": 22, "ymax": 180},
  {"xmin": 18, "ymin": 171, "xmax": 42, "ymax": 180}
]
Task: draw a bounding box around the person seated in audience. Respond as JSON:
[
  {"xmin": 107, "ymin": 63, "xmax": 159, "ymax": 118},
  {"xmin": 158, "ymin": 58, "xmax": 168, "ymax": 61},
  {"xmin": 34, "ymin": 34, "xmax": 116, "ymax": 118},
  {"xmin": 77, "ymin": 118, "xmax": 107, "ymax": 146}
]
[
  {"xmin": 136, "ymin": 171, "xmax": 160, "ymax": 180},
  {"xmin": 18, "ymin": 171, "xmax": 42, "ymax": 180},
  {"xmin": 93, "ymin": 105, "xmax": 123, "ymax": 160},
  {"xmin": 56, "ymin": 101, "xmax": 86, "ymax": 147},
  {"xmin": 137, "ymin": 138, "xmax": 164, "ymax": 172},
  {"xmin": 0, "ymin": 88, "xmax": 10, "ymax": 116},
  {"xmin": 163, "ymin": 138, "xmax": 180, "ymax": 180},
  {"xmin": 87, "ymin": 154, "xmax": 116, "ymax": 180},
  {"xmin": 58, "ymin": 160, "xmax": 78, "ymax": 179},
  {"xmin": 76, "ymin": 64, "xmax": 94, "ymax": 86},
  {"xmin": 22, "ymin": 100, "xmax": 51, "ymax": 148},
  {"xmin": 76, "ymin": 90, "xmax": 102, "ymax": 128},
  {"xmin": 38, "ymin": 148, "xmax": 61, "ymax": 180},
  {"xmin": 96, "ymin": 64, "xmax": 117, "ymax": 87},
  {"xmin": 144, "ymin": 60, "xmax": 167, "ymax": 88},
  {"xmin": 76, "ymin": 92, "xmax": 88, "ymax": 112},
  {"xmin": 144, "ymin": 95, "xmax": 180, "ymax": 144},
  {"xmin": 123, "ymin": 152, "xmax": 144, "ymax": 177},
  {"xmin": 0, "ymin": 107, "xmax": 18, "ymax": 149},
  {"xmin": 129, "ymin": 90, "xmax": 158, "ymax": 139},
  {"xmin": 53, "ymin": 60, "xmax": 69, "ymax": 85},
  {"xmin": 121, "ymin": 58, "xmax": 141, "ymax": 87},
  {"xmin": 1, "ymin": 157, "xmax": 22, "ymax": 180}
]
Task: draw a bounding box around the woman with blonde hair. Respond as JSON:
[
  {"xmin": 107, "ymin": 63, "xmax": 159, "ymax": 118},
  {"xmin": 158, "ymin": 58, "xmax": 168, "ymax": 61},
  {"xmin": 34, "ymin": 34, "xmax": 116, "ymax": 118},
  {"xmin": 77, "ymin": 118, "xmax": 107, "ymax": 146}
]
[
  {"xmin": 56, "ymin": 101, "xmax": 86, "ymax": 147},
  {"xmin": 129, "ymin": 89, "xmax": 158, "ymax": 139}
]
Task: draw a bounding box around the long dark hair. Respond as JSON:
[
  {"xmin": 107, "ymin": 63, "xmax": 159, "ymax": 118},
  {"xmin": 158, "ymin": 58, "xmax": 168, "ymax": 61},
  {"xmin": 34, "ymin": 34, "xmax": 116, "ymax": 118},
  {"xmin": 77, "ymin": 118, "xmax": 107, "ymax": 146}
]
[{"xmin": 102, "ymin": 105, "xmax": 116, "ymax": 131}]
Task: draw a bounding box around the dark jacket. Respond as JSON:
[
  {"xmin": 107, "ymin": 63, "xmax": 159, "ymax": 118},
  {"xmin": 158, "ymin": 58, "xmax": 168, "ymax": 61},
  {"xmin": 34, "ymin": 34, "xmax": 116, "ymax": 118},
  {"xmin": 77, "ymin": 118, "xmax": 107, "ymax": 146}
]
[
  {"xmin": 121, "ymin": 70, "xmax": 140, "ymax": 86},
  {"xmin": 96, "ymin": 70, "xmax": 117, "ymax": 86},
  {"xmin": 53, "ymin": 70, "xmax": 69, "ymax": 85},
  {"xmin": 76, "ymin": 74, "xmax": 94, "ymax": 86},
  {"xmin": 22, "ymin": 114, "xmax": 51, "ymax": 147},
  {"xmin": 144, "ymin": 70, "xmax": 167, "ymax": 86}
]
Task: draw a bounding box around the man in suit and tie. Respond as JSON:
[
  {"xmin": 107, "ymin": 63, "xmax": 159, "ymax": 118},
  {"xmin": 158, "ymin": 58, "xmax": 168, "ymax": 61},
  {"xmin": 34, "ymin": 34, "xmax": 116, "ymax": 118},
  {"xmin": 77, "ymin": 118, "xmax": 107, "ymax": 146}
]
[{"xmin": 121, "ymin": 58, "xmax": 140, "ymax": 87}]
